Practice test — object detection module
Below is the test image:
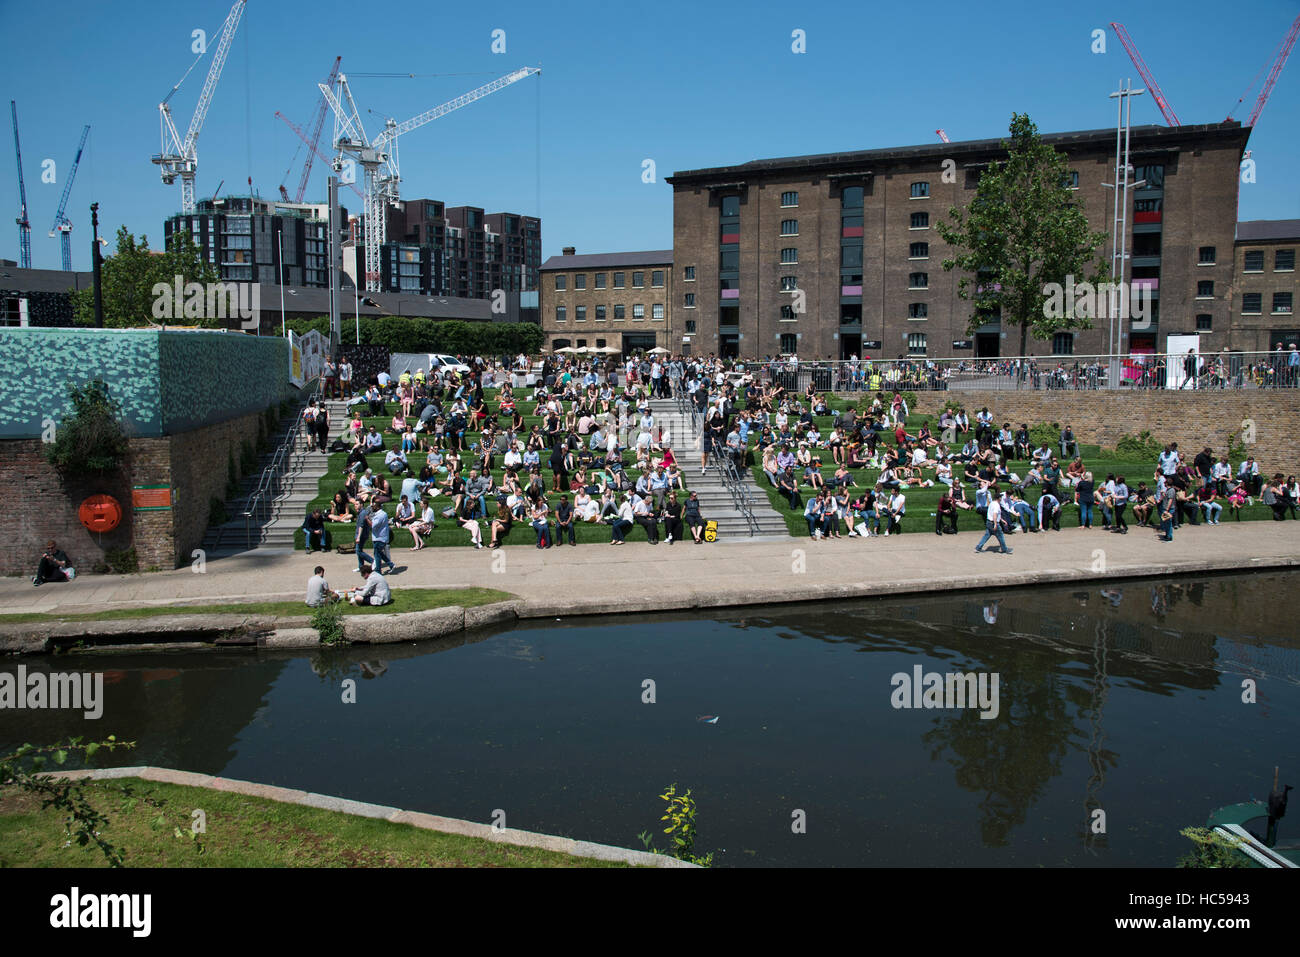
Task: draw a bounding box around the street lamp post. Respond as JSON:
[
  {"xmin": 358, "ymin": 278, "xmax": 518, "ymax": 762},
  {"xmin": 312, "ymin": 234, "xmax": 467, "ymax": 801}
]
[
  {"xmin": 90, "ymin": 203, "xmax": 103, "ymax": 328},
  {"xmin": 277, "ymin": 228, "xmax": 286, "ymax": 338}
]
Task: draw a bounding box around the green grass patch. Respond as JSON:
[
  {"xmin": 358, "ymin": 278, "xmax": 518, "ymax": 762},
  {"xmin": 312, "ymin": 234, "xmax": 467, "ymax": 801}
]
[
  {"xmin": 0, "ymin": 777, "xmax": 626, "ymax": 868},
  {"xmin": 0, "ymin": 587, "xmax": 514, "ymax": 624}
]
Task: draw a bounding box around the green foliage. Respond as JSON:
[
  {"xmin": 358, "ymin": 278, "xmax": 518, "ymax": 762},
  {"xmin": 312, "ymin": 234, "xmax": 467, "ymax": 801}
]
[
  {"xmin": 0, "ymin": 737, "xmax": 137, "ymax": 866},
  {"xmin": 937, "ymin": 113, "xmax": 1111, "ymax": 356},
  {"xmin": 71, "ymin": 227, "xmax": 220, "ymax": 328},
  {"xmin": 639, "ymin": 783, "xmax": 713, "ymax": 867},
  {"xmin": 293, "ymin": 315, "xmax": 545, "ymax": 356},
  {"xmin": 901, "ymin": 391, "xmax": 918, "ymax": 409},
  {"xmin": 1029, "ymin": 421, "xmax": 1061, "ymax": 449},
  {"xmin": 103, "ymin": 547, "xmax": 138, "ymax": 575},
  {"xmin": 44, "ymin": 379, "xmax": 130, "ymax": 475},
  {"xmin": 311, "ymin": 602, "xmax": 346, "ymax": 645},
  {"xmin": 1115, "ymin": 430, "xmax": 1163, "ymax": 460},
  {"xmin": 942, "ymin": 399, "xmax": 964, "ymax": 413},
  {"xmin": 1176, "ymin": 827, "xmax": 1249, "ymax": 868},
  {"xmin": 208, "ymin": 496, "xmax": 229, "ymax": 528}
]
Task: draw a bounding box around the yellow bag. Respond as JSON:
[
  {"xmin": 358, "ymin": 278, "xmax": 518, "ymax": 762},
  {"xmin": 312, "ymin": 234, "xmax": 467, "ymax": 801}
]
[{"xmin": 703, "ymin": 520, "xmax": 718, "ymax": 542}]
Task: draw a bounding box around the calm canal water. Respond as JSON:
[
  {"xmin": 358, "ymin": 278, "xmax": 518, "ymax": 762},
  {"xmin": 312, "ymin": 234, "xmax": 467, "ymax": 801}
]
[{"xmin": 3, "ymin": 571, "xmax": 1297, "ymax": 867}]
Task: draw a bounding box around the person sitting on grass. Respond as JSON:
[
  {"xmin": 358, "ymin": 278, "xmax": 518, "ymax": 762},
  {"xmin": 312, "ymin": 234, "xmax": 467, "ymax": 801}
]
[
  {"xmin": 303, "ymin": 508, "xmax": 329, "ymax": 553},
  {"xmin": 936, "ymin": 490, "xmax": 959, "ymax": 535},
  {"xmin": 487, "ymin": 502, "xmax": 513, "ymax": 549},
  {"xmin": 327, "ymin": 491, "xmax": 355, "ymax": 524},
  {"xmin": 804, "ymin": 491, "xmax": 826, "ymax": 539},
  {"xmin": 885, "ymin": 486, "xmax": 907, "ymax": 536},
  {"xmin": 385, "ymin": 447, "xmax": 409, "ymax": 476},
  {"xmin": 388, "ymin": 411, "xmax": 407, "ymax": 436},
  {"xmin": 530, "ymin": 498, "xmax": 552, "ymax": 548},
  {"xmin": 350, "ymin": 563, "xmax": 392, "ymax": 606},
  {"xmin": 1131, "ymin": 481, "xmax": 1153, "ymax": 526},
  {"xmin": 805, "ymin": 458, "xmax": 827, "ymax": 490},
  {"xmin": 306, "ymin": 566, "xmax": 340, "ymax": 607}
]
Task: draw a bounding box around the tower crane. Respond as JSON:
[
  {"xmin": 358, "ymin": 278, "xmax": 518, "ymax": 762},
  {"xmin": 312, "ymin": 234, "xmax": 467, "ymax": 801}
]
[
  {"xmin": 274, "ymin": 110, "xmax": 364, "ymax": 201},
  {"xmin": 48, "ymin": 125, "xmax": 91, "ymax": 271},
  {"xmin": 1241, "ymin": 13, "xmax": 1300, "ymax": 127},
  {"xmin": 320, "ymin": 66, "xmax": 541, "ymax": 291},
  {"xmin": 152, "ymin": 0, "xmax": 246, "ymax": 214},
  {"xmin": 1109, "ymin": 23, "xmax": 1181, "ymax": 126},
  {"xmin": 10, "ymin": 100, "xmax": 31, "ymax": 269}
]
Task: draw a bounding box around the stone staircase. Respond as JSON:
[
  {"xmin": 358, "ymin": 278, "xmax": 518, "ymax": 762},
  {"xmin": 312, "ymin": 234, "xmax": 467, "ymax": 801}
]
[
  {"xmin": 200, "ymin": 398, "xmax": 340, "ymax": 555},
  {"xmin": 648, "ymin": 399, "xmax": 791, "ymax": 540}
]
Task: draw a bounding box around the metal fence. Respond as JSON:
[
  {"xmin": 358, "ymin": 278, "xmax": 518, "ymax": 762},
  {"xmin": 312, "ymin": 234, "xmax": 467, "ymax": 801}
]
[{"xmin": 743, "ymin": 352, "xmax": 1300, "ymax": 394}]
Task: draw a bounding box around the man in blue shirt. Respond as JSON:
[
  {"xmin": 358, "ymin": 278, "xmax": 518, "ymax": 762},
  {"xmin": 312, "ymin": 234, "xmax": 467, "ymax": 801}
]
[{"xmin": 368, "ymin": 507, "xmax": 396, "ymax": 574}]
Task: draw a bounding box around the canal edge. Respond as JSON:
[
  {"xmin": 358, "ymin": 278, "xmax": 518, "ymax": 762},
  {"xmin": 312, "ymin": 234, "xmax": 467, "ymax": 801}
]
[{"xmin": 37, "ymin": 766, "xmax": 698, "ymax": 868}]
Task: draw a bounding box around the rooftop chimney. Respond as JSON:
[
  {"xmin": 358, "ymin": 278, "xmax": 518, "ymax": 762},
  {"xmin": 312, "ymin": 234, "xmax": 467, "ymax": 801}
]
[{"xmin": 562, "ymin": 246, "xmax": 575, "ymax": 256}]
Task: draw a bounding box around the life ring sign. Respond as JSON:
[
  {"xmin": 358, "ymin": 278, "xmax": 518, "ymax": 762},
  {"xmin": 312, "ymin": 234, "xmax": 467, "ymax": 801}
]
[{"xmin": 78, "ymin": 494, "xmax": 123, "ymax": 533}]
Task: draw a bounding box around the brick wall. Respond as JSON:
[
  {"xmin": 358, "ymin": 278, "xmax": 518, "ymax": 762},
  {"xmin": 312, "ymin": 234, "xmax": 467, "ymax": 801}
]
[
  {"xmin": 903, "ymin": 390, "xmax": 1300, "ymax": 475},
  {"xmin": 1, "ymin": 407, "xmax": 275, "ymax": 577}
]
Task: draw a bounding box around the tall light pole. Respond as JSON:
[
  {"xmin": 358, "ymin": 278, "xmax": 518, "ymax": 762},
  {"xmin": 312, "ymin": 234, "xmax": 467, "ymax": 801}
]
[
  {"xmin": 277, "ymin": 227, "xmax": 286, "ymax": 338},
  {"xmin": 1103, "ymin": 80, "xmax": 1145, "ymax": 386},
  {"xmin": 90, "ymin": 203, "xmax": 104, "ymax": 328},
  {"xmin": 328, "ymin": 175, "xmax": 341, "ymax": 354}
]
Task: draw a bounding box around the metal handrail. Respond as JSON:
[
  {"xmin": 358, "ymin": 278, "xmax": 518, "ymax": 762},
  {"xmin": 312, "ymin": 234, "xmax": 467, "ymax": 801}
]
[
  {"xmin": 241, "ymin": 377, "xmax": 322, "ymax": 549},
  {"xmin": 675, "ymin": 373, "xmax": 760, "ymax": 535}
]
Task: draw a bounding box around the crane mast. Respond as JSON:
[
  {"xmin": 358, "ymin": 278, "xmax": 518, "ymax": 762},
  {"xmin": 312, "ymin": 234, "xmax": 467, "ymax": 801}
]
[
  {"xmin": 1246, "ymin": 13, "xmax": 1300, "ymax": 127},
  {"xmin": 49, "ymin": 125, "xmax": 91, "ymax": 271},
  {"xmin": 152, "ymin": 0, "xmax": 246, "ymax": 213},
  {"xmin": 320, "ymin": 66, "xmax": 540, "ymax": 292},
  {"xmin": 1109, "ymin": 23, "xmax": 1181, "ymax": 126},
  {"xmin": 10, "ymin": 100, "xmax": 31, "ymax": 269}
]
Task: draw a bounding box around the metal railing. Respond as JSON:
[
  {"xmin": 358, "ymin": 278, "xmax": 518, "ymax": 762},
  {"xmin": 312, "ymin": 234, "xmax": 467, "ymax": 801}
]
[
  {"xmin": 239, "ymin": 377, "xmax": 322, "ymax": 550},
  {"xmin": 740, "ymin": 351, "xmax": 1300, "ymax": 393},
  {"xmin": 673, "ymin": 373, "xmax": 759, "ymax": 535}
]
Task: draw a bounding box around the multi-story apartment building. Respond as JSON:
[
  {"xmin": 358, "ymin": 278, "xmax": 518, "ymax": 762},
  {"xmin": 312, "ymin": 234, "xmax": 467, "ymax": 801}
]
[
  {"xmin": 666, "ymin": 122, "xmax": 1249, "ymax": 359},
  {"xmin": 353, "ymin": 200, "xmax": 541, "ymax": 299},
  {"xmin": 540, "ymin": 247, "xmax": 674, "ymax": 354},
  {"xmin": 164, "ymin": 197, "xmax": 340, "ymax": 287},
  {"xmin": 1231, "ymin": 219, "xmax": 1298, "ymax": 350}
]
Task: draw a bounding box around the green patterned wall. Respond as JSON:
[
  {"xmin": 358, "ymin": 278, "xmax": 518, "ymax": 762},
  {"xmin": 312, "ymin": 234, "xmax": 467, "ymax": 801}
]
[{"xmin": 0, "ymin": 329, "xmax": 293, "ymax": 438}]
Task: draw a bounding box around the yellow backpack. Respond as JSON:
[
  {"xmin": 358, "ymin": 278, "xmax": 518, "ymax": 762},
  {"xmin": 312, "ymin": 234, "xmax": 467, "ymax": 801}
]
[{"xmin": 703, "ymin": 520, "xmax": 718, "ymax": 542}]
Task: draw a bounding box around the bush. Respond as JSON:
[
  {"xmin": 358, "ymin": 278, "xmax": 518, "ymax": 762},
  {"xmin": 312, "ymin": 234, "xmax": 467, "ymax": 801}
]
[
  {"xmin": 1115, "ymin": 430, "xmax": 1163, "ymax": 460},
  {"xmin": 208, "ymin": 496, "xmax": 228, "ymax": 528},
  {"xmin": 45, "ymin": 379, "xmax": 130, "ymax": 475},
  {"xmin": 942, "ymin": 399, "xmax": 963, "ymax": 413},
  {"xmin": 901, "ymin": 391, "xmax": 918, "ymax": 409},
  {"xmin": 311, "ymin": 603, "xmax": 346, "ymax": 645},
  {"xmin": 1029, "ymin": 421, "xmax": 1061, "ymax": 449},
  {"xmin": 103, "ymin": 547, "xmax": 138, "ymax": 575}
]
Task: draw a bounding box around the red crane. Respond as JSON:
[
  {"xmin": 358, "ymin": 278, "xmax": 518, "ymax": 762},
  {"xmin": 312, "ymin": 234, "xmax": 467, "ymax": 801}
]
[
  {"xmin": 1245, "ymin": 13, "xmax": 1300, "ymax": 127},
  {"xmin": 1109, "ymin": 23, "xmax": 1181, "ymax": 126},
  {"xmin": 274, "ymin": 110, "xmax": 364, "ymax": 201},
  {"xmin": 294, "ymin": 56, "xmax": 342, "ymax": 202}
]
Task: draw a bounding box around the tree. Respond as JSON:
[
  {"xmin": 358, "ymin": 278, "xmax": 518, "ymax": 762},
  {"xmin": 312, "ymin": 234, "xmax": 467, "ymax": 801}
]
[
  {"xmin": 71, "ymin": 227, "xmax": 220, "ymax": 328},
  {"xmin": 45, "ymin": 379, "xmax": 130, "ymax": 474},
  {"xmin": 937, "ymin": 113, "xmax": 1110, "ymax": 358}
]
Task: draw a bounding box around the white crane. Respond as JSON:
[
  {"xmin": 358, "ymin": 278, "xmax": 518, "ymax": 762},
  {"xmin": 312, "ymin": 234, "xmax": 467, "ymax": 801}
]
[
  {"xmin": 152, "ymin": 0, "xmax": 247, "ymax": 214},
  {"xmin": 320, "ymin": 66, "xmax": 541, "ymax": 292}
]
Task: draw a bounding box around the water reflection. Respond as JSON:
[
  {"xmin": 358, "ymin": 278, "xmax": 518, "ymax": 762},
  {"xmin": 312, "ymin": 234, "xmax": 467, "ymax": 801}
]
[{"xmin": 0, "ymin": 572, "xmax": 1296, "ymax": 867}]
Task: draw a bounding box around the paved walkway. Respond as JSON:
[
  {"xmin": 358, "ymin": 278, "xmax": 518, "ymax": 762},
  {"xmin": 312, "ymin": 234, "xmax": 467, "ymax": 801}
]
[{"xmin": 3, "ymin": 522, "xmax": 1297, "ymax": 621}]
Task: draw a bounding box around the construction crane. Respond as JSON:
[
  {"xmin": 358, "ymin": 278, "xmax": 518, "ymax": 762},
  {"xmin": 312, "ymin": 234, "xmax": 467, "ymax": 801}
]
[
  {"xmin": 152, "ymin": 0, "xmax": 246, "ymax": 214},
  {"xmin": 275, "ymin": 57, "xmax": 342, "ymax": 203},
  {"xmin": 10, "ymin": 100, "xmax": 31, "ymax": 269},
  {"xmin": 1241, "ymin": 13, "xmax": 1300, "ymax": 127},
  {"xmin": 274, "ymin": 111, "xmax": 364, "ymax": 201},
  {"xmin": 1110, "ymin": 23, "xmax": 1181, "ymax": 126},
  {"xmin": 320, "ymin": 66, "xmax": 541, "ymax": 291},
  {"xmin": 48, "ymin": 125, "xmax": 91, "ymax": 271},
  {"xmin": 936, "ymin": 129, "xmax": 950, "ymax": 143}
]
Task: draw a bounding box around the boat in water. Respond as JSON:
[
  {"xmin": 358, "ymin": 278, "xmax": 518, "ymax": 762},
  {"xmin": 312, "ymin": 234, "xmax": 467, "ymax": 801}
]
[{"xmin": 1203, "ymin": 767, "xmax": 1297, "ymax": 868}]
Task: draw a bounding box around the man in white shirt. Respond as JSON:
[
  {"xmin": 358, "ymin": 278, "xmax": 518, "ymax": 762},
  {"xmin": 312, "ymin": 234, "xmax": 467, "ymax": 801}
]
[
  {"xmin": 350, "ymin": 563, "xmax": 391, "ymax": 606},
  {"xmin": 974, "ymin": 485, "xmax": 1013, "ymax": 554},
  {"xmin": 886, "ymin": 489, "xmax": 906, "ymax": 535},
  {"xmin": 1158, "ymin": 445, "xmax": 1180, "ymax": 477}
]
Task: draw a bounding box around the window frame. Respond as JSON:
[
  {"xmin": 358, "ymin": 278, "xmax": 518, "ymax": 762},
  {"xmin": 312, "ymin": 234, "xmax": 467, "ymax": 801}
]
[
  {"xmin": 781, "ymin": 191, "xmax": 799, "ymax": 207},
  {"xmin": 780, "ymin": 248, "xmax": 798, "ymax": 265},
  {"xmin": 1243, "ymin": 250, "xmax": 1264, "ymax": 273},
  {"xmin": 906, "ymin": 332, "xmax": 927, "ymax": 354},
  {"xmin": 1273, "ymin": 292, "xmax": 1294, "ymax": 315},
  {"xmin": 1276, "ymin": 249, "xmax": 1296, "ymax": 272},
  {"xmin": 908, "ymin": 272, "xmax": 929, "ymax": 290},
  {"xmin": 1196, "ymin": 280, "xmax": 1214, "ymax": 300},
  {"xmin": 574, "ymin": 273, "xmax": 586, "ymax": 290},
  {"xmin": 780, "ymin": 219, "xmax": 799, "ymax": 237},
  {"xmin": 1197, "ymin": 246, "xmax": 1216, "ymax": 266},
  {"xmin": 908, "ymin": 242, "xmax": 929, "ymax": 260},
  {"xmin": 910, "ymin": 182, "xmax": 930, "ymax": 199}
]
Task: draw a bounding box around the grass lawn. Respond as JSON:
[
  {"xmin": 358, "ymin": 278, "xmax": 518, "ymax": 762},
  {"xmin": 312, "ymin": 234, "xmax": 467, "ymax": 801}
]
[
  {"xmin": 745, "ymin": 408, "xmax": 1281, "ymax": 538},
  {"xmin": 0, "ymin": 587, "xmax": 514, "ymax": 624},
  {"xmin": 299, "ymin": 392, "xmax": 689, "ymax": 549},
  {"xmin": 0, "ymin": 777, "xmax": 628, "ymax": 868}
]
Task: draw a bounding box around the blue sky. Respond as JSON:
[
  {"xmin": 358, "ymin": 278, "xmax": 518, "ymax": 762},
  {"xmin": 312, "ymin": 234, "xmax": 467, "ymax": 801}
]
[{"xmin": 2, "ymin": 0, "xmax": 1298, "ymax": 271}]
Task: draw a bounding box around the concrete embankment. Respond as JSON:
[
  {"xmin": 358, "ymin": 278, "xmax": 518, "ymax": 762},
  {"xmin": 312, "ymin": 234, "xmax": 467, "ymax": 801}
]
[{"xmin": 1, "ymin": 523, "xmax": 1297, "ymax": 655}]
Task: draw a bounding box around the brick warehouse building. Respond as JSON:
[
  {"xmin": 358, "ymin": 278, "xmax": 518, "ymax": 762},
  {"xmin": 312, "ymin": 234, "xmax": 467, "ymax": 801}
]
[
  {"xmin": 540, "ymin": 247, "xmax": 674, "ymax": 354},
  {"xmin": 665, "ymin": 121, "xmax": 1250, "ymax": 360},
  {"xmin": 1232, "ymin": 219, "xmax": 1298, "ymax": 351}
]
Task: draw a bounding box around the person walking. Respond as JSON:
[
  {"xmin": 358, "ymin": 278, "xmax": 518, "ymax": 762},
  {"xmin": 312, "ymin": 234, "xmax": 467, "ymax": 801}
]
[
  {"xmin": 354, "ymin": 502, "xmax": 375, "ymax": 571},
  {"xmin": 1111, "ymin": 475, "xmax": 1130, "ymax": 533},
  {"xmin": 369, "ymin": 505, "xmax": 397, "ymax": 574},
  {"xmin": 975, "ymin": 485, "xmax": 1012, "ymax": 554},
  {"xmin": 1158, "ymin": 482, "xmax": 1177, "ymax": 542}
]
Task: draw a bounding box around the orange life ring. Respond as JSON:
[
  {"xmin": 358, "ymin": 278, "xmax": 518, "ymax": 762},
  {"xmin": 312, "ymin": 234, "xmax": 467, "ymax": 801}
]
[{"xmin": 78, "ymin": 494, "xmax": 123, "ymax": 533}]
